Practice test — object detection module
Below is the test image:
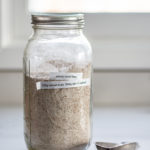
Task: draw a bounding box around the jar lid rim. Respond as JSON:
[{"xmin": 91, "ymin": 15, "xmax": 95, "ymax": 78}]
[{"xmin": 32, "ymin": 13, "xmax": 84, "ymax": 27}]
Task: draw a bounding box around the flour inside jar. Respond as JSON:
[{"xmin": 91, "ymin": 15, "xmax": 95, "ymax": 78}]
[{"xmin": 24, "ymin": 60, "xmax": 91, "ymax": 150}]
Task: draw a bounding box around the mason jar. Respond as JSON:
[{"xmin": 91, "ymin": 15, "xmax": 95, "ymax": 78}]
[{"xmin": 23, "ymin": 13, "xmax": 92, "ymax": 150}]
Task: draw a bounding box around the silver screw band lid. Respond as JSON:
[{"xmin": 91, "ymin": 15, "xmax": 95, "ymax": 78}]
[{"xmin": 32, "ymin": 13, "xmax": 84, "ymax": 28}]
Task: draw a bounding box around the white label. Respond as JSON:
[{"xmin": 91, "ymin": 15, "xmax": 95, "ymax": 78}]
[
  {"xmin": 50, "ymin": 72, "xmax": 83, "ymax": 80},
  {"xmin": 36, "ymin": 79, "xmax": 90, "ymax": 90}
]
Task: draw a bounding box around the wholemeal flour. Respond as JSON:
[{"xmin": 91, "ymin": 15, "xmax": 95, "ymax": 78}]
[{"xmin": 24, "ymin": 61, "xmax": 91, "ymax": 150}]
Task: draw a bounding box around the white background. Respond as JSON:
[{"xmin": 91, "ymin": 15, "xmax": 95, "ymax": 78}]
[{"xmin": 0, "ymin": 0, "xmax": 150, "ymax": 106}]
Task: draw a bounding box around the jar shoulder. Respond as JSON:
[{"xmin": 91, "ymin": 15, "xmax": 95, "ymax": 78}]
[{"xmin": 24, "ymin": 34, "xmax": 92, "ymax": 59}]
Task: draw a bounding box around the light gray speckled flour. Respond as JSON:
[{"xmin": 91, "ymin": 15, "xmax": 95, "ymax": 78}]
[{"xmin": 24, "ymin": 61, "xmax": 91, "ymax": 150}]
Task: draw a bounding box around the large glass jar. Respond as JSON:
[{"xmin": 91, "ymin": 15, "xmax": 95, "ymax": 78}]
[{"xmin": 23, "ymin": 14, "xmax": 92, "ymax": 150}]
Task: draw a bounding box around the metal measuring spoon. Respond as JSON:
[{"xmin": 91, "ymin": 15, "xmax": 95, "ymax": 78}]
[{"xmin": 95, "ymin": 142, "xmax": 139, "ymax": 150}]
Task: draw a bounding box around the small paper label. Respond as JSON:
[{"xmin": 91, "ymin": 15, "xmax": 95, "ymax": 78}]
[
  {"xmin": 36, "ymin": 72, "xmax": 90, "ymax": 90},
  {"xmin": 36, "ymin": 79, "xmax": 90, "ymax": 90},
  {"xmin": 50, "ymin": 72, "xmax": 83, "ymax": 80}
]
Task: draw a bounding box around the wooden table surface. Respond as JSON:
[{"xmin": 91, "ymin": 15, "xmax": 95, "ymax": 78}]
[{"xmin": 0, "ymin": 107, "xmax": 150, "ymax": 150}]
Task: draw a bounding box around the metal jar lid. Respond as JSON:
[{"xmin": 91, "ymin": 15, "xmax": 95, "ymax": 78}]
[{"xmin": 32, "ymin": 13, "xmax": 84, "ymax": 28}]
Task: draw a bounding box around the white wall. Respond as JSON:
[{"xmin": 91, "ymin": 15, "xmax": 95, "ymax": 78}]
[
  {"xmin": 0, "ymin": 0, "xmax": 150, "ymax": 106},
  {"xmin": 1, "ymin": 71, "xmax": 150, "ymax": 106},
  {"xmin": 0, "ymin": 71, "xmax": 23, "ymax": 106}
]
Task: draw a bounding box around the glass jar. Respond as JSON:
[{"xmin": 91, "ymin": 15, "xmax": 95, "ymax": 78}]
[{"xmin": 23, "ymin": 14, "xmax": 92, "ymax": 150}]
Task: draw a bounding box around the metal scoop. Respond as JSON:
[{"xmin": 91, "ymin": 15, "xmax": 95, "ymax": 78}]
[{"xmin": 96, "ymin": 142, "xmax": 139, "ymax": 150}]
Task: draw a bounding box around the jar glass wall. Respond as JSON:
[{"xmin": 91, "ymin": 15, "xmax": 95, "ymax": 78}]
[{"xmin": 23, "ymin": 14, "xmax": 92, "ymax": 150}]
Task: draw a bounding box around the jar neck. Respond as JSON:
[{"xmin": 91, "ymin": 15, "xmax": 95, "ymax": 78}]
[{"xmin": 32, "ymin": 25, "xmax": 83, "ymax": 37}]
